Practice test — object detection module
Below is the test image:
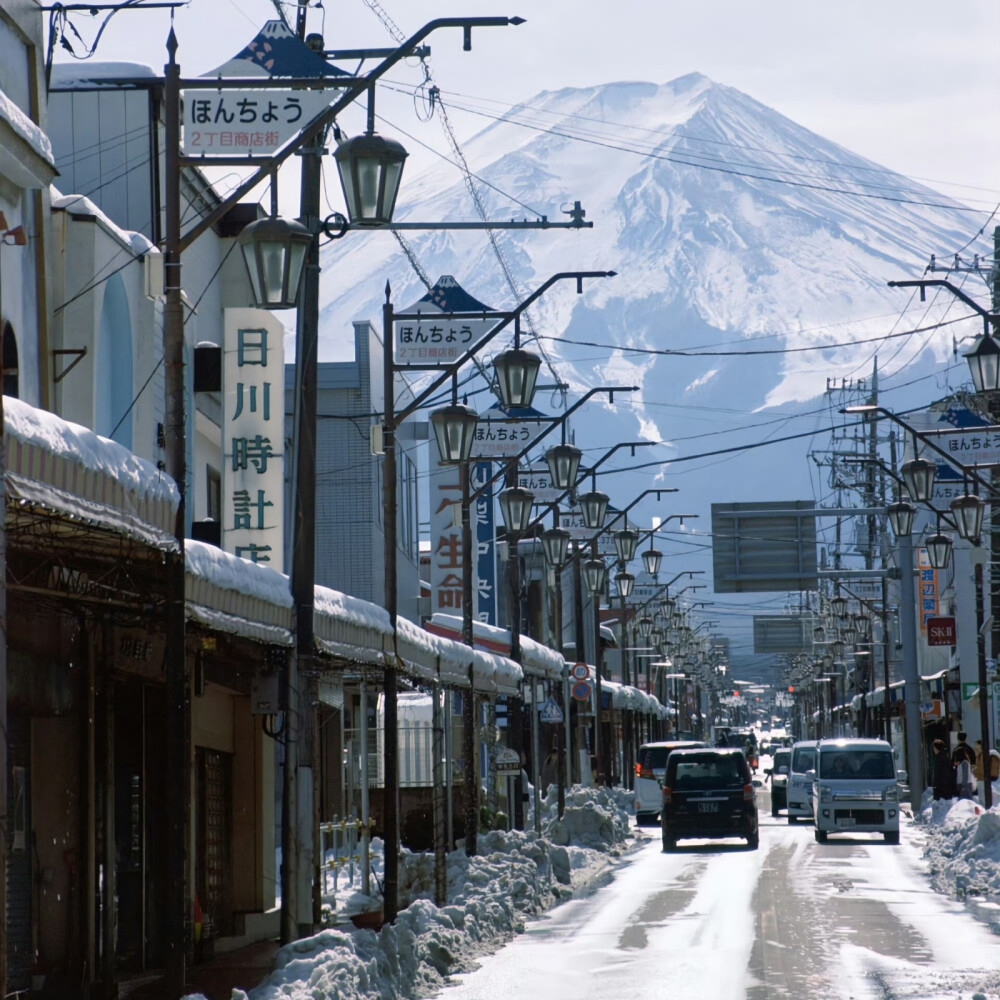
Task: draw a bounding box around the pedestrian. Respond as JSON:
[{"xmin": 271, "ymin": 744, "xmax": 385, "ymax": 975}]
[
  {"xmin": 973, "ymin": 740, "xmax": 1000, "ymax": 804},
  {"xmin": 540, "ymin": 742, "xmax": 560, "ymax": 794},
  {"xmin": 953, "ymin": 731, "xmax": 976, "ymax": 799},
  {"xmin": 931, "ymin": 739, "xmax": 955, "ymax": 801}
]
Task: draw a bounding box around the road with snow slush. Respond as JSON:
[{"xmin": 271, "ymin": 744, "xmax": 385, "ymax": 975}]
[{"xmin": 430, "ymin": 788, "xmax": 999, "ymax": 1000}]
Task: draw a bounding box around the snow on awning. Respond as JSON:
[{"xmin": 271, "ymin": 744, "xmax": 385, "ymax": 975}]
[
  {"xmin": 428, "ymin": 613, "xmax": 564, "ymax": 679},
  {"xmin": 5, "ymin": 397, "xmax": 179, "ymax": 550},
  {"xmin": 185, "ymin": 541, "xmax": 293, "ymax": 645},
  {"xmin": 601, "ymin": 678, "xmax": 666, "ymax": 716},
  {"xmin": 0, "ymin": 87, "xmax": 56, "ymax": 189},
  {"xmin": 313, "ymin": 584, "xmax": 391, "ymax": 665}
]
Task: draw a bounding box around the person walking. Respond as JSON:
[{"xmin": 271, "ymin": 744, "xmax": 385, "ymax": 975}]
[
  {"xmin": 953, "ymin": 732, "xmax": 976, "ymax": 800},
  {"xmin": 974, "ymin": 739, "xmax": 1000, "ymax": 805},
  {"xmin": 931, "ymin": 739, "xmax": 955, "ymax": 801}
]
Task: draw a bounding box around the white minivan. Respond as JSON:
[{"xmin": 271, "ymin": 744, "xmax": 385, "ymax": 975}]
[
  {"xmin": 811, "ymin": 738, "xmax": 900, "ymax": 844},
  {"xmin": 786, "ymin": 740, "xmax": 818, "ymax": 822}
]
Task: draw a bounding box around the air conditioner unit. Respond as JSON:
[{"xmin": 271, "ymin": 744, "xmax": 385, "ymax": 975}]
[{"xmin": 144, "ymin": 251, "xmax": 164, "ymax": 299}]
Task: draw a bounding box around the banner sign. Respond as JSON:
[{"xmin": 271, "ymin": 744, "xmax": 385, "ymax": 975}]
[
  {"xmin": 518, "ymin": 467, "xmax": 563, "ymax": 502},
  {"xmin": 919, "ymin": 427, "xmax": 1000, "ymax": 469},
  {"xmin": 917, "ymin": 548, "xmax": 939, "ymax": 633},
  {"xmin": 222, "ymin": 308, "xmax": 285, "ymax": 569},
  {"xmin": 468, "ymin": 413, "xmax": 543, "ymax": 459},
  {"xmin": 473, "ymin": 462, "xmax": 497, "ymax": 625},
  {"xmin": 429, "ymin": 435, "xmax": 468, "ymax": 617}
]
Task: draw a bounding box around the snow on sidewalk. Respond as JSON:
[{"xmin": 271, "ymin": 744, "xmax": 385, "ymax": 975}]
[
  {"xmin": 913, "ymin": 788, "xmax": 1000, "ymax": 902},
  {"xmin": 185, "ymin": 785, "xmax": 636, "ymax": 1000}
]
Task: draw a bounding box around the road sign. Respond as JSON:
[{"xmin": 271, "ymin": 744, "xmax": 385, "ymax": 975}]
[
  {"xmin": 571, "ymin": 662, "xmax": 590, "ymax": 681},
  {"xmin": 571, "ymin": 681, "xmax": 592, "ymax": 702},
  {"xmin": 926, "ymin": 616, "xmax": 956, "ymax": 647},
  {"xmin": 962, "ymin": 682, "xmax": 980, "ymax": 701},
  {"xmin": 538, "ymin": 697, "xmax": 564, "ymax": 723}
]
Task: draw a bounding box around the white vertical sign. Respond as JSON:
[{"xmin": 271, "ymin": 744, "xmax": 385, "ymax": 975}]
[
  {"xmin": 222, "ymin": 308, "xmax": 285, "ymax": 571},
  {"xmin": 429, "ymin": 433, "xmax": 474, "ymax": 619}
]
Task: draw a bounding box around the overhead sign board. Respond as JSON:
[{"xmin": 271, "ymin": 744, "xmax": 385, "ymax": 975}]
[
  {"xmin": 711, "ymin": 501, "xmax": 818, "ymax": 594},
  {"xmin": 468, "ymin": 412, "xmax": 543, "ymax": 459},
  {"xmin": 753, "ymin": 616, "xmax": 811, "ymax": 654},
  {"xmin": 918, "ymin": 427, "xmax": 1000, "ymax": 469},
  {"xmin": 394, "ymin": 275, "xmax": 495, "ymax": 367},
  {"xmin": 558, "ymin": 512, "xmax": 619, "ymax": 556},
  {"xmin": 518, "ymin": 467, "xmax": 562, "ymax": 502}
]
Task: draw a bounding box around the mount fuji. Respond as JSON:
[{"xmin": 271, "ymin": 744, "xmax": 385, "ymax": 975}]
[{"xmin": 313, "ymin": 73, "xmax": 989, "ymax": 666}]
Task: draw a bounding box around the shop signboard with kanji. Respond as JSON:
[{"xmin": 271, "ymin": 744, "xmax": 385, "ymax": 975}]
[
  {"xmin": 394, "ymin": 275, "xmax": 496, "ymax": 367},
  {"xmin": 472, "ymin": 462, "xmax": 497, "ymax": 625},
  {"xmin": 429, "ymin": 432, "xmax": 468, "ymax": 618},
  {"xmin": 468, "ymin": 412, "xmax": 544, "ymax": 459},
  {"xmin": 222, "ymin": 308, "xmax": 285, "ymax": 569},
  {"xmin": 917, "ymin": 548, "xmax": 939, "ymax": 634},
  {"xmin": 517, "ymin": 467, "xmax": 562, "ymax": 502}
]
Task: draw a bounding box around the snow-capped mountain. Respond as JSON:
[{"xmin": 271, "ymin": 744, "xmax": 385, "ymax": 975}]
[{"xmin": 314, "ymin": 74, "xmax": 990, "ymax": 666}]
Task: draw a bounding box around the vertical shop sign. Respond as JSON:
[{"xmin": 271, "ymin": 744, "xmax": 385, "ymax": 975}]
[
  {"xmin": 429, "ymin": 432, "xmax": 470, "ymax": 617},
  {"xmin": 223, "ymin": 308, "xmax": 285, "ymax": 570},
  {"xmin": 917, "ymin": 548, "xmax": 939, "ymax": 634},
  {"xmin": 473, "ymin": 462, "xmax": 497, "ymax": 624}
]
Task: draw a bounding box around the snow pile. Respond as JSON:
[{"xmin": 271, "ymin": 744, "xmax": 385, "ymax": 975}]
[
  {"xmin": 918, "ymin": 792, "xmax": 1000, "ymax": 899},
  {"xmin": 539, "ymin": 785, "xmax": 633, "ymax": 852},
  {"xmin": 213, "ymin": 787, "xmax": 634, "ymax": 1000}
]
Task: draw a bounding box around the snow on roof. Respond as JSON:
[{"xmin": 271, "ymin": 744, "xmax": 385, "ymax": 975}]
[
  {"xmin": 51, "ymin": 188, "xmax": 156, "ymax": 256},
  {"xmin": 185, "ymin": 539, "xmax": 292, "ymax": 609},
  {"xmin": 5, "ymin": 396, "xmax": 178, "ymax": 509},
  {"xmin": 0, "ymin": 86, "xmax": 54, "ymax": 165},
  {"xmin": 430, "ymin": 613, "xmax": 565, "ymax": 678},
  {"xmin": 49, "ymin": 62, "xmax": 158, "ymax": 86},
  {"xmin": 314, "ymin": 584, "xmax": 391, "ymax": 634}
]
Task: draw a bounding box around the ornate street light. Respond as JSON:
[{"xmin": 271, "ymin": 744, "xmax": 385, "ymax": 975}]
[
  {"xmin": 854, "ymin": 614, "xmax": 872, "ymax": 641},
  {"xmin": 814, "ymin": 625, "xmax": 826, "ymax": 642},
  {"xmin": 578, "ymin": 490, "xmax": 609, "ymax": 530},
  {"xmin": 615, "ymin": 571, "xmax": 635, "ymax": 598},
  {"xmin": 636, "ymin": 616, "xmax": 654, "ymax": 640},
  {"xmin": 429, "ymin": 403, "xmax": 479, "ymax": 463},
  {"xmin": 493, "ymin": 348, "xmax": 542, "ymax": 409},
  {"xmin": 650, "ymin": 626, "xmax": 664, "ymax": 646},
  {"xmin": 925, "ymin": 530, "xmax": 953, "ymax": 570},
  {"xmin": 613, "ymin": 528, "xmax": 639, "ymax": 565},
  {"xmin": 583, "ymin": 558, "xmax": 608, "ymax": 594},
  {"xmin": 642, "ymin": 547, "xmax": 663, "ymax": 578},
  {"xmin": 964, "ymin": 330, "xmax": 1000, "ymax": 395},
  {"xmin": 950, "ymin": 493, "xmax": 986, "ymax": 542},
  {"xmin": 498, "ymin": 487, "xmax": 534, "ymax": 534},
  {"xmin": 840, "ymin": 625, "xmax": 857, "ymax": 646},
  {"xmin": 888, "ymin": 500, "xmax": 916, "ymax": 538},
  {"xmin": 901, "ymin": 457, "xmax": 936, "ymax": 503},
  {"xmin": 334, "ymin": 130, "xmax": 407, "ymax": 226},
  {"xmin": 660, "ymin": 596, "xmax": 676, "ymax": 617},
  {"xmin": 830, "ymin": 595, "xmax": 848, "ymax": 618},
  {"xmin": 545, "ymin": 443, "xmax": 582, "ymax": 491},
  {"xmin": 830, "ymin": 640, "xmax": 845, "ymax": 660},
  {"xmin": 238, "ymin": 216, "xmax": 313, "ymax": 310},
  {"xmin": 540, "ymin": 526, "xmax": 570, "ymax": 569}
]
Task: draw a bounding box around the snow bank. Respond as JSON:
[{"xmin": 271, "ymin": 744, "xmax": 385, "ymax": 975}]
[
  {"xmin": 213, "ymin": 786, "xmax": 636, "ymax": 1000},
  {"xmin": 917, "ymin": 789, "xmax": 1000, "ymax": 900}
]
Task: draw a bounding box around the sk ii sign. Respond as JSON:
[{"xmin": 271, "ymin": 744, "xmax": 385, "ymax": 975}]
[{"xmin": 926, "ymin": 617, "xmax": 956, "ymax": 647}]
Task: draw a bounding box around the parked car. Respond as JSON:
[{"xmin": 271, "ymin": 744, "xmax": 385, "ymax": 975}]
[
  {"xmin": 634, "ymin": 740, "xmax": 705, "ymax": 824},
  {"xmin": 787, "ymin": 739, "xmax": 818, "ymax": 823},
  {"xmin": 660, "ymin": 747, "xmax": 759, "ymax": 850},
  {"xmin": 766, "ymin": 747, "xmax": 791, "ymax": 816},
  {"xmin": 811, "ymin": 738, "xmax": 901, "ymax": 844}
]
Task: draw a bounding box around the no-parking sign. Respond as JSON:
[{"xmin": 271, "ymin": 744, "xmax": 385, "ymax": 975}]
[{"xmin": 571, "ymin": 681, "xmax": 592, "ymax": 702}]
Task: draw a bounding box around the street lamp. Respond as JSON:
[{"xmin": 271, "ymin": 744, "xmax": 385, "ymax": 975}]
[
  {"xmin": 334, "ymin": 130, "xmax": 408, "ymax": 226},
  {"xmin": 429, "ymin": 402, "xmax": 479, "ymax": 463},
  {"xmin": 888, "ymin": 500, "xmax": 916, "ymax": 537},
  {"xmin": 854, "ymin": 614, "xmax": 872, "ymax": 641},
  {"xmin": 545, "ymin": 443, "xmax": 582, "ymax": 491},
  {"xmin": 578, "ymin": 490, "xmax": 609, "ymax": 531},
  {"xmin": 925, "ymin": 530, "xmax": 953, "ymax": 570},
  {"xmin": 499, "ymin": 486, "xmax": 535, "ymax": 534},
  {"xmin": 237, "ymin": 215, "xmax": 313, "ymax": 309},
  {"xmin": 901, "ymin": 457, "xmax": 936, "ymax": 502},
  {"xmin": 642, "ymin": 547, "xmax": 663, "ymax": 578},
  {"xmin": 950, "ymin": 493, "xmax": 986, "ymax": 542},
  {"xmin": 615, "ymin": 571, "xmax": 635, "ymax": 598},
  {"xmin": 964, "ymin": 330, "xmax": 1000, "ymax": 395},
  {"xmin": 636, "ymin": 616, "xmax": 653, "ymax": 640},
  {"xmin": 583, "ymin": 557, "xmax": 608, "ymax": 595},
  {"xmin": 540, "ymin": 526, "xmax": 570, "ymax": 569},
  {"xmin": 493, "ymin": 347, "xmax": 542, "ymax": 409},
  {"xmin": 613, "ymin": 528, "xmax": 639, "ymax": 565},
  {"xmin": 830, "ymin": 594, "xmax": 849, "ymax": 618}
]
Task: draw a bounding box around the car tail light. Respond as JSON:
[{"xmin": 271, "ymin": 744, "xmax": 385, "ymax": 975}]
[
  {"xmin": 637, "ymin": 763, "xmax": 654, "ymax": 780},
  {"xmin": 743, "ymin": 783, "xmax": 754, "ymax": 802},
  {"xmin": 662, "ymin": 786, "xmax": 672, "ymax": 805}
]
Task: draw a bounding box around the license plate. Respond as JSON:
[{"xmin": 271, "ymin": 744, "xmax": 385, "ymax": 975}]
[
  {"xmin": 697, "ymin": 801, "xmax": 719, "ymax": 813},
  {"xmin": 837, "ymin": 817, "xmax": 856, "ymax": 828}
]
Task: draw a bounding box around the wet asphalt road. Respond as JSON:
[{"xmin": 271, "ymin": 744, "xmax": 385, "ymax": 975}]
[{"xmin": 430, "ymin": 788, "xmax": 1000, "ymax": 1000}]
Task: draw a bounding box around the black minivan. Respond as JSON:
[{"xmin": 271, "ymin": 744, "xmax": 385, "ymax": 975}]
[{"xmin": 661, "ymin": 747, "xmax": 758, "ymax": 850}]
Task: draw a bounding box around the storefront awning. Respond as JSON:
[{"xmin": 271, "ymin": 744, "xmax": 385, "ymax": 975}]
[{"xmin": 428, "ymin": 613, "xmax": 565, "ymax": 680}]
